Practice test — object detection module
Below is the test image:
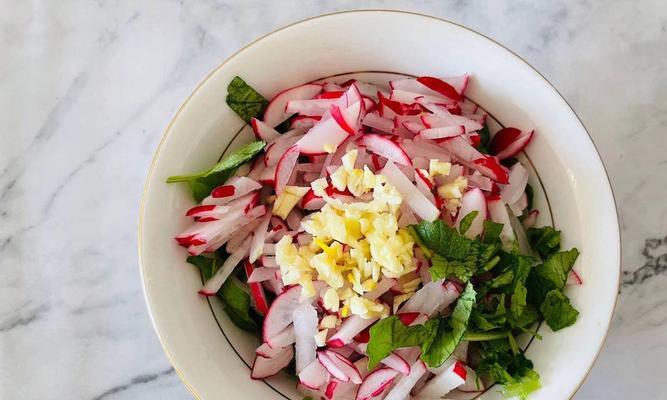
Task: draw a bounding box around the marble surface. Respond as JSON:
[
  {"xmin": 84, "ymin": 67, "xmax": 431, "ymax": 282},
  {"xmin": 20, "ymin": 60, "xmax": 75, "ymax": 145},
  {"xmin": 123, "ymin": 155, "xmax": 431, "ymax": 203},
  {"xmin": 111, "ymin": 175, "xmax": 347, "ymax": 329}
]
[{"xmin": 0, "ymin": 1, "xmax": 665, "ymax": 399}]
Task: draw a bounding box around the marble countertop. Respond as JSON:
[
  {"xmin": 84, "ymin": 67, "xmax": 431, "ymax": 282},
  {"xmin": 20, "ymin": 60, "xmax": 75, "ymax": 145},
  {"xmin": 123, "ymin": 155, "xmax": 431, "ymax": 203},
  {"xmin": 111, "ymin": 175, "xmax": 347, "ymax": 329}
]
[{"xmin": 1, "ymin": 1, "xmax": 665, "ymax": 399}]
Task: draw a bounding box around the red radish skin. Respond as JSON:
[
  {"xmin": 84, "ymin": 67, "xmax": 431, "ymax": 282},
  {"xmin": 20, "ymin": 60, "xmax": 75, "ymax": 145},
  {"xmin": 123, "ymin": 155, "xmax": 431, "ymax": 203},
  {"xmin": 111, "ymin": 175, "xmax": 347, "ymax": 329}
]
[
  {"xmin": 355, "ymin": 367, "xmax": 399, "ymax": 400},
  {"xmin": 416, "ymin": 76, "xmax": 463, "ymax": 101},
  {"xmin": 473, "ymin": 156, "xmax": 510, "ymax": 184},
  {"xmin": 244, "ymin": 261, "xmax": 269, "ymax": 315},
  {"xmin": 397, "ymin": 312, "xmax": 422, "ymax": 326},
  {"xmin": 357, "ymin": 134, "xmax": 412, "ymax": 166},
  {"xmin": 330, "ymin": 104, "xmax": 356, "ymax": 135},
  {"xmin": 250, "ymin": 117, "xmax": 280, "ymax": 142},
  {"xmin": 251, "ymin": 345, "xmax": 294, "ymax": 379},
  {"xmin": 296, "ymin": 102, "xmax": 360, "ymax": 155},
  {"xmin": 274, "ymin": 145, "xmax": 300, "ymax": 195},
  {"xmin": 263, "ymin": 83, "xmax": 322, "ymax": 127}
]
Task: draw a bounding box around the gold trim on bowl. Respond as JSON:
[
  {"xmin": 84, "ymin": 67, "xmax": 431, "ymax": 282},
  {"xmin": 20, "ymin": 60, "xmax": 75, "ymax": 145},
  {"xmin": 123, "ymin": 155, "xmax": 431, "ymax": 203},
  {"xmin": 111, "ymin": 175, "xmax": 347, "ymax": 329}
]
[{"xmin": 138, "ymin": 9, "xmax": 621, "ymax": 400}]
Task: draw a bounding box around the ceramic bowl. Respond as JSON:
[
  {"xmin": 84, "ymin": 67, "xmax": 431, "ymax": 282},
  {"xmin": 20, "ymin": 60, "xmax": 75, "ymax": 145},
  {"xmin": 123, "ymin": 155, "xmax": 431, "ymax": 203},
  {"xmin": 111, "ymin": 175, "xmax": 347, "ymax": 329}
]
[{"xmin": 139, "ymin": 10, "xmax": 620, "ymax": 400}]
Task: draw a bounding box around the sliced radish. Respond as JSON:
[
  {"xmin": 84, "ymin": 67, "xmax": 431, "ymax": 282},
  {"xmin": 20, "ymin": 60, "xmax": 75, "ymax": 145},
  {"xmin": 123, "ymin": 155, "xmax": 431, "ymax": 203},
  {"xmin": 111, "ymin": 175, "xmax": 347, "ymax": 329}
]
[
  {"xmin": 264, "ymin": 129, "xmax": 302, "ymax": 167},
  {"xmin": 355, "ymin": 367, "xmax": 399, "ymax": 400},
  {"xmin": 274, "ymin": 145, "xmax": 300, "ymax": 195},
  {"xmin": 419, "ymin": 360, "xmax": 467, "ymax": 398},
  {"xmin": 454, "ymin": 188, "xmax": 487, "ymax": 239},
  {"xmin": 248, "ymin": 266, "xmax": 280, "ymax": 283},
  {"xmin": 381, "ymin": 160, "xmax": 440, "ymax": 222},
  {"xmin": 458, "ymin": 365, "xmax": 484, "ymax": 392},
  {"xmin": 384, "ymin": 360, "xmax": 428, "ymax": 400},
  {"xmin": 198, "ymin": 235, "xmax": 253, "ymax": 295},
  {"xmin": 296, "ymin": 102, "xmax": 361, "ymax": 155},
  {"xmin": 522, "ymin": 209, "xmax": 539, "ymax": 229},
  {"xmin": 256, "ymin": 342, "xmax": 283, "ymax": 358},
  {"xmin": 400, "ymin": 139, "xmax": 451, "ymax": 161},
  {"xmin": 472, "ymin": 156, "xmax": 510, "ymax": 184},
  {"xmin": 357, "ymin": 134, "xmax": 412, "ymax": 166},
  {"xmin": 202, "ymin": 177, "xmax": 262, "ymax": 205},
  {"xmin": 318, "ymin": 349, "xmax": 363, "ymax": 384},
  {"xmin": 355, "ymin": 81, "xmax": 389, "ymax": 99},
  {"xmin": 362, "ymin": 112, "xmax": 394, "ymax": 133},
  {"xmin": 250, "ymin": 117, "xmax": 280, "ymax": 142},
  {"xmin": 244, "ymin": 261, "xmax": 269, "ymax": 315},
  {"xmin": 263, "ymin": 83, "xmax": 322, "ymax": 127},
  {"xmin": 330, "ymin": 104, "xmax": 357, "ymax": 135},
  {"xmin": 467, "ymin": 171, "xmax": 493, "ymax": 192},
  {"xmin": 294, "ymin": 302, "xmax": 318, "ymax": 373},
  {"xmin": 487, "ymin": 197, "xmax": 516, "ymax": 244},
  {"xmin": 286, "ymin": 98, "xmax": 336, "ymax": 116},
  {"xmin": 382, "ymin": 352, "xmax": 411, "ymax": 375},
  {"xmin": 298, "ymin": 360, "xmax": 330, "ymax": 390},
  {"xmin": 365, "ymin": 278, "xmax": 397, "ymax": 300},
  {"xmin": 327, "ymin": 316, "xmax": 378, "ymax": 348},
  {"xmin": 249, "ymin": 212, "xmax": 272, "ymax": 262},
  {"xmin": 417, "ymin": 76, "xmax": 466, "ymax": 101},
  {"xmin": 490, "ymin": 128, "xmax": 534, "ymax": 160},
  {"xmin": 500, "ymin": 163, "xmax": 529, "ymax": 205},
  {"xmin": 251, "ymin": 345, "xmax": 294, "ymax": 379},
  {"xmin": 568, "ymin": 269, "xmax": 584, "ymax": 285},
  {"xmin": 301, "ymin": 188, "xmax": 326, "ymax": 210},
  {"xmin": 419, "ymin": 109, "xmax": 482, "ymax": 133},
  {"xmin": 417, "ymin": 125, "xmax": 465, "ymax": 140},
  {"xmin": 390, "ymin": 89, "xmax": 446, "ymax": 105},
  {"xmin": 290, "ymin": 115, "xmax": 321, "ymax": 130},
  {"xmin": 263, "ymin": 282, "xmax": 323, "ymax": 345},
  {"xmin": 323, "ymin": 82, "xmax": 344, "ymax": 92}
]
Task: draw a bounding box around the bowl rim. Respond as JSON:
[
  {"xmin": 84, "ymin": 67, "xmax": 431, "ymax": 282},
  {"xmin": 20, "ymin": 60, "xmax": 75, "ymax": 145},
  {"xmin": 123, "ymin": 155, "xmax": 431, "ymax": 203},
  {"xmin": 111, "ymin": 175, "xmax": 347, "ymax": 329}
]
[{"xmin": 138, "ymin": 9, "xmax": 621, "ymax": 400}]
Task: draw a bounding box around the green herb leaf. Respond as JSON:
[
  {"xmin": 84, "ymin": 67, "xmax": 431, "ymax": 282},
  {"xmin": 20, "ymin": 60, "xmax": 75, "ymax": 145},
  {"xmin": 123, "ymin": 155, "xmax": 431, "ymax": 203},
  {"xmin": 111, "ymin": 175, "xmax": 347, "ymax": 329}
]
[
  {"xmin": 500, "ymin": 369, "xmax": 541, "ymax": 400},
  {"xmin": 477, "ymin": 341, "xmax": 540, "ymax": 400},
  {"xmin": 421, "ymin": 283, "xmax": 476, "ymax": 367},
  {"xmin": 167, "ymin": 140, "xmax": 265, "ymax": 202},
  {"xmin": 524, "ymin": 184, "xmax": 534, "ymax": 211},
  {"xmin": 526, "ymin": 226, "xmax": 561, "ymax": 259},
  {"xmin": 186, "ymin": 255, "xmax": 258, "ymax": 333},
  {"xmin": 412, "ymin": 220, "xmax": 473, "ymax": 260},
  {"xmin": 540, "ymin": 289, "xmax": 579, "ymax": 331},
  {"xmin": 219, "ymin": 278, "xmax": 258, "ymax": 332},
  {"xmin": 366, "ymin": 316, "xmax": 437, "ymax": 369},
  {"xmin": 526, "ymin": 248, "xmax": 579, "ymax": 304},
  {"xmin": 430, "ymin": 253, "xmax": 477, "ymax": 283},
  {"xmin": 225, "ymin": 76, "xmax": 269, "ymax": 123},
  {"xmin": 477, "ymin": 124, "xmax": 491, "ymax": 154},
  {"xmin": 459, "ymin": 211, "xmax": 479, "ymax": 236},
  {"xmin": 482, "ymin": 220, "xmax": 504, "ymax": 244}
]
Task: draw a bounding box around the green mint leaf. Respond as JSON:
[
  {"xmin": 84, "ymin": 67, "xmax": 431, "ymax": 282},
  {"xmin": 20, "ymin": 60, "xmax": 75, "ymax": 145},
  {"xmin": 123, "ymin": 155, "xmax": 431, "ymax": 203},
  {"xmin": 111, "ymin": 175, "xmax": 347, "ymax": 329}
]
[
  {"xmin": 500, "ymin": 369, "xmax": 541, "ymax": 400},
  {"xmin": 225, "ymin": 76, "xmax": 269, "ymax": 123},
  {"xmin": 540, "ymin": 289, "xmax": 579, "ymax": 331},
  {"xmin": 459, "ymin": 211, "xmax": 479, "ymax": 236},
  {"xmin": 366, "ymin": 316, "xmax": 437, "ymax": 370},
  {"xmin": 526, "ymin": 226, "xmax": 561, "ymax": 259},
  {"xmin": 219, "ymin": 278, "xmax": 258, "ymax": 332},
  {"xmin": 526, "ymin": 248, "xmax": 579, "ymax": 304},
  {"xmin": 186, "ymin": 255, "xmax": 220, "ymax": 281},
  {"xmin": 509, "ymin": 282, "xmax": 527, "ymax": 324},
  {"xmin": 412, "ymin": 220, "xmax": 473, "ymax": 260},
  {"xmin": 430, "ymin": 253, "xmax": 477, "ymax": 283},
  {"xmin": 421, "ymin": 283, "xmax": 476, "ymax": 367},
  {"xmin": 482, "ymin": 220, "xmax": 504, "ymax": 244},
  {"xmin": 167, "ymin": 140, "xmax": 265, "ymax": 202}
]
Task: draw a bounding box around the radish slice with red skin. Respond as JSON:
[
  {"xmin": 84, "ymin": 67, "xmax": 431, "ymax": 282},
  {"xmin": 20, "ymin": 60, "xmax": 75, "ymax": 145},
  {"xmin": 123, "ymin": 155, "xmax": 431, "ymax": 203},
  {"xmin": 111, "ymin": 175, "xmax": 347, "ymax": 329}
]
[
  {"xmin": 487, "ymin": 197, "xmax": 516, "ymax": 244},
  {"xmin": 384, "ymin": 360, "xmax": 428, "ymax": 400},
  {"xmin": 415, "ymin": 172, "xmax": 436, "ymax": 204},
  {"xmin": 319, "ymin": 349, "xmax": 363, "ymax": 384},
  {"xmin": 490, "ymin": 128, "xmax": 535, "ymax": 160},
  {"xmin": 247, "ymin": 266, "xmax": 280, "ymax": 283},
  {"xmin": 381, "ymin": 160, "xmax": 440, "ymax": 222},
  {"xmin": 199, "ymin": 235, "xmax": 253, "ymax": 295},
  {"xmin": 290, "ymin": 115, "xmax": 321, "ymax": 130},
  {"xmin": 266, "ymin": 325, "xmax": 295, "ymax": 348},
  {"xmin": 381, "ymin": 352, "xmax": 411, "ymax": 375},
  {"xmin": 202, "ymin": 177, "xmax": 262, "ymax": 205},
  {"xmin": 286, "ymin": 208, "xmax": 304, "ymax": 231},
  {"xmin": 419, "ymin": 361, "xmax": 467, "ymax": 398},
  {"xmin": 301, "ymin": 189, "xmax": 326, "ymax": 210},
  {"xmin": 316, "ymin": 351, "xmax": 351, "ymax": 382},
  {"xmin": 294, "ymin": 302, "xmax": 318, "ymax": 373},
  {"xmin": 390, "ymin": 89, "xmax": 447, "ymax": 105},
  {"xmin": 316, "ymin": 90, "xmax": 345, "ymax": 99},
  {"xmin": 357, "ymin": 134, "xmax": 412, "ymax": 166},
  {"xmin": 274, "ymin": 145, "xmax": 300, "ymax": 195},
  {"xmin": 417, "ymin": 125, "xmax": 465, "ymax": 140},
  {"xmin": 323, "ymin": 82, "xmax": 344, "ymax": 92},
  {"xmin": 364, "ymin": 277, "xmax": 397, "ymax": 300},
  {"xmin": 259, "ymin": 255, "xmax": 277, "ymax": 268},
  {"xmin": 473, "ymin": 156, "xmax": 510, "ymax": 184},
  {"xmin": 296, "ymin": 102, "xmax": 361, "ymax": 155},
  {"xmin": 244, "ymin": 261, "xmax": 269, "ymax": 315},
  {"xmin": 298, "ymin": 360, "xmax": 330, "ymax": 390},
  {"xmin": 330, "ymin": 104, "xmax": 357, "ymax": 135},
  {"xmin": 355, "ymin": 367, "xmax": 399, "ymax": 400},
  {"xmin": 255, "ymin": 342, "xmax": 283, "ymax": 358},
  {"xmin": 362, "ymin": 112, "xmax": 394, "ymax": 133},
  {"xmin": 419, "ymin": 108, "xmax": 482, "ymax": 133},
  {"xmin": 286, "ymin": 99, "xmax": 336, "ymax": 116},
  {"xmin": 397, "ymin": 312, "xmax": 422, "ymax": 326},
  {"xmin": 355, "ymin": 81, "xmax": 389, "ymax": 99},
  {"xmin": 500, "ymin": 163, "xmax": 529, "ymax": 205},
  {"xmin": 458, "ymin": 365, "xmax": 485, "ymax": 392},
  {"xmin": 400, "ymin": 139, "xmax": 451, "ymax": 161},
  {"xmin": 327, "ymin": 316, "xmax": 378, "ymax": 348},
  {"xmin": 467, "ymin": 171, "xmax": 493, "ymax": 192},
  {"xmin": 264, "ymin": 130, "xmax": 302, "ymax": 167},
  {"xmin": 263, "ymin": 83, "xmax": 322, "ymax": 127},
  {"xmin": 522, "ymin": 209, "xmax": 539, "ymax": 229},
  {"xmin": 378, "ymin": 91, "xmax": 421, "ymax": 118},
  {"xmin": 249, "ymin": 212, "xmax": 272, "ymax": 262},
  {"xmin": 416, "ymin": 76, "xmax": 463, "ymax": 101},
  {"xmin": 258, "ymin": 164, "xmax": 277, "ymax": 186},
  {"xmin": 250, "ymin": 117, "xmax": 281, "ymax": 142},
  {"xmin": 454, "ymin": 188, "xmax": 487, "ymax": 239},
  {"xmin": 185, "ymin": 205, "xmax": 265, "ymax": 254},
  {"xmin": 263, "ymin": 243, "xmax": 276, "ymax": 255},
  {"xmin": 568, "ymin": 269, "xmax": 584, "ymax": 285},
  {"xmin": 262, "ymin": 282, "xmax": 325, "ymax": 345},
  {"xmin": 251, "ymin": 345, "xmax": 294, "ymax": 379}
]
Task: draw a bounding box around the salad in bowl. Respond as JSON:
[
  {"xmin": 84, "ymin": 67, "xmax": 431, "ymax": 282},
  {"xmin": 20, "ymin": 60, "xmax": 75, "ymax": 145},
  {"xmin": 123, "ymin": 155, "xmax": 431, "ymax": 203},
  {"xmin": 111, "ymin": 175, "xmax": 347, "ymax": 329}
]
[{"xmin": 166, "ymin": 75, "xmax": 582, "ymax": 400}]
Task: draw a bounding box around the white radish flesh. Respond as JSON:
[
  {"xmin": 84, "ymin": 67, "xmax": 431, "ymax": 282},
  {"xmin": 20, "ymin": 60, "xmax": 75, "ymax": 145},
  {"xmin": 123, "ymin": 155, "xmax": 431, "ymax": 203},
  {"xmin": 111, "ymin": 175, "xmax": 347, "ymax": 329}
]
[
  {"xmin": 298, "ymin": 360, "xmax": 330, "ymax": 390},
  {"xmin": 293, "ymin": 302, "xmax": 318, "ymax": 373},
  {"xmin": 263, "ymin": 83, "xmax": 322, "ymax": 127},
  {"xmin": 251, "ymin": 345, "xmax": 294, "ymax": 379},
  {"xmin": 382, "ymin": 160, "xmax": 440, "ymax": 222},
  {"xmin": 419, "ymin": 360, "xmax": 467, "ymax": 398},
  {"xmin": 355, "ymin": 367, "xmax": 399, "ymax": 400},
  {"xmin": 454, "ymin": 188, "xmax": 487, "ymax": 239},
  {"xmin": 383, "ymin": 360, "xmax": 428, "ymax": 400},
  {"xmin": 199, "ymin": 235, "xmax": 253, "ymax": 295}
]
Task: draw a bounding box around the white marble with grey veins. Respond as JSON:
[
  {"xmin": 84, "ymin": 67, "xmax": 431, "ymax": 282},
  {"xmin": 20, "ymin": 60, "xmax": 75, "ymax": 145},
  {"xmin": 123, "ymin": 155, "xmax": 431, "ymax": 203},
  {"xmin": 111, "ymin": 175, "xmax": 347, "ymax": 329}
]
[{"xmin": 0, "ymin": 1, "xmax": 665, "ymax": 399}]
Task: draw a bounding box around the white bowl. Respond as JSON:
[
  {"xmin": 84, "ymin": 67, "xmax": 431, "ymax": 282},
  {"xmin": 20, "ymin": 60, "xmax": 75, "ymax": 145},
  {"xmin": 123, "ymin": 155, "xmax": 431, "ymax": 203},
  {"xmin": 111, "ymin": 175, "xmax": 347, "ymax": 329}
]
[{"xmin": 139, "ymin": 10, "xmax": 620, "ymax": 400}]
